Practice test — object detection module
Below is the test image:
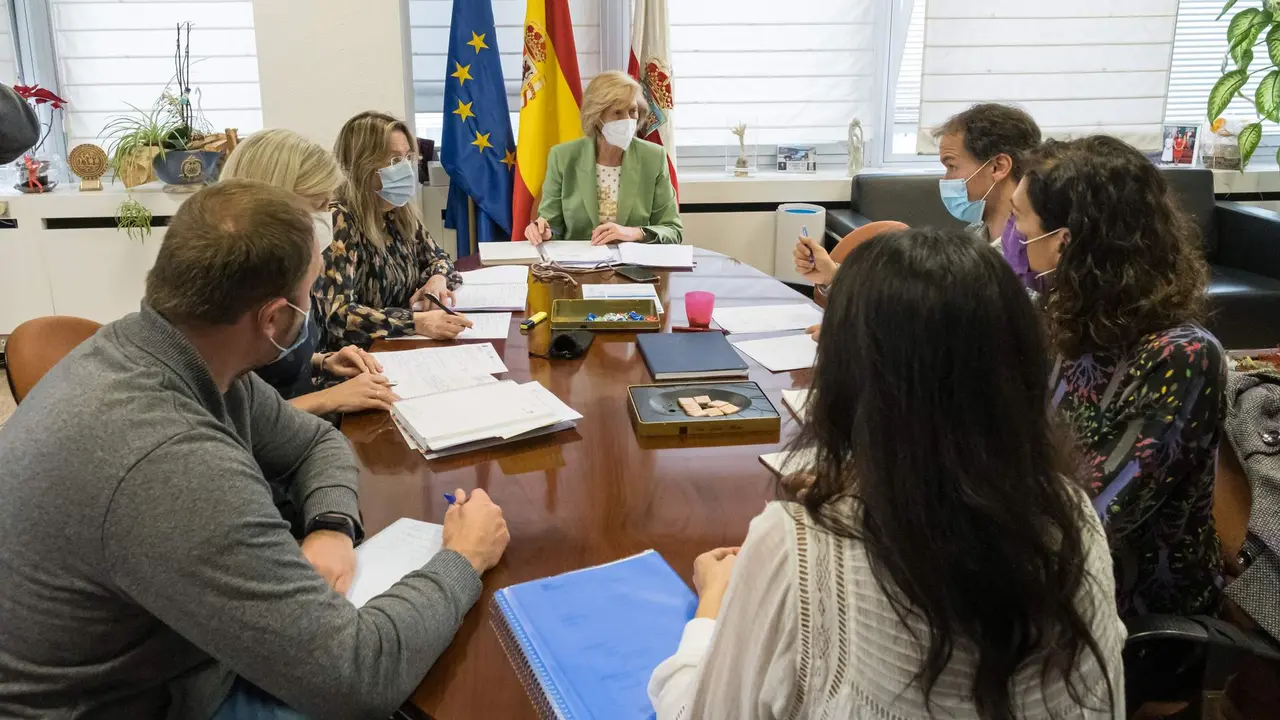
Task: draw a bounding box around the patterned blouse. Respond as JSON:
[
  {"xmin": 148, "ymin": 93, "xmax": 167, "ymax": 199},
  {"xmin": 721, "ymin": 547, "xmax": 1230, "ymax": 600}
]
[
  {"xmin": 1051, "ymin": 323, "xmax": 1226, "ymax": 618},
  {"xmin": 313, "ymin": 201, "xmax": 461, "ymax": 350}
]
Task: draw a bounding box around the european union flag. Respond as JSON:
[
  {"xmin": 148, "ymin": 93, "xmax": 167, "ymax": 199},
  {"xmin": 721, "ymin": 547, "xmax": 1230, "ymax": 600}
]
[{"xmin": 442, "ymin": 0, "xmax": 515, "ymax": 257}]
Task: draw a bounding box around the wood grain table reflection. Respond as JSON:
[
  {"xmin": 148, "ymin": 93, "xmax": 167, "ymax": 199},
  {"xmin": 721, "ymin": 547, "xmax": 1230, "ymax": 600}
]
[{"xmin": 345, "ymin": 249, "xmax": 814, "ymax": 719}]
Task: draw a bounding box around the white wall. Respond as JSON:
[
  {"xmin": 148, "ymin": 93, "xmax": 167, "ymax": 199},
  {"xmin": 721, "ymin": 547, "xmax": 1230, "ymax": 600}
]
[{"xmin": 250, "ymin": 0, "xmax": 416, "ymax": 149}]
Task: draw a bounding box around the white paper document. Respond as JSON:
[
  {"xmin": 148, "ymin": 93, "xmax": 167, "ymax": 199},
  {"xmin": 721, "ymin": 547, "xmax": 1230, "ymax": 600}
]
[
  {"xmin": 733, "ymin": 333, "xmax": 819, "ymax": 372},
  {"xmin": 450, "ymin": 284, "xmax": 528, "ymax": 312},
  {"xmin": 393, "ymin": 380, "xmax": 563, "ymax": 450},
  {"xmin": 456, "ymin": 312, "xmax": 513, "ymax": 340},
  {"xmin": 581, "ymin": 283, "xmax": 665, "ymax": 315},
  {"xmin": 541, "ymin": 241, "xmax": 620, "ymax": 266},
  {"xmin": 618, "ymin": 243, "xmax": 694, "ymax": 268},
  {"xmin": 479, "ymin": 241, "xmax": 543, "ymax": 265},
  {"xmin": 459, "ymin": 265, "xmax": 530, "ymax": 285},
  {"xmin": 759, "ymin": 448, "xmax": 818, "ymax": 477},
  {"xmin": 375, "ymin": 344, "xmax": 508, "ymax": 400},
  {"xmin": 781, "ymin": 388, "xmax": 811, "ymax": 420},
  {"xmin": 389, "ymin": 381, "xmax": 580, "ymax": 458},
  {"xmin": 712, "ymin": 304, "xmax": 823, "ymax": 334},
  {"xmin": 346, "ymin": 518, "xmax": 444, "ymax": 608}
]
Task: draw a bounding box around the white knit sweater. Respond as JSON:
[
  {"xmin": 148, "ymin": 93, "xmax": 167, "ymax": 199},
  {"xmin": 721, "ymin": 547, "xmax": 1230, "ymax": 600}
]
[{"xmin": 648, "ymin": 499, "xmax": 1127, "ymax": 719}]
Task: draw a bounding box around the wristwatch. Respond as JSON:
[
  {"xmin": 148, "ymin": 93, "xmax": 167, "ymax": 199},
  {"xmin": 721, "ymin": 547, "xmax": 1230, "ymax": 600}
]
[{"xmin": 306, "ymin": 513, "xmax": 357, "ymax": 543}]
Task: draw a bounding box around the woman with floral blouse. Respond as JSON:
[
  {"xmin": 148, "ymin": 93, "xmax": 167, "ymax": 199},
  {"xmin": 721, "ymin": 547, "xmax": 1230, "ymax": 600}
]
[
  {"xmin": 315, "ymin": 111, "xmax": 472, "ymax": 349},
  {"xmin": 1011, "ymin": 135, "xmax": 1225, "ymax": 621}
]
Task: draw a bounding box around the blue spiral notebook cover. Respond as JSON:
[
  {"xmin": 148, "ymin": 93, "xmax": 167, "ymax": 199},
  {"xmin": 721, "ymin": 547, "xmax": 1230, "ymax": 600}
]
[{"xmin": 490, "ymin": 550, "xmax": 697, "ymax": 720}]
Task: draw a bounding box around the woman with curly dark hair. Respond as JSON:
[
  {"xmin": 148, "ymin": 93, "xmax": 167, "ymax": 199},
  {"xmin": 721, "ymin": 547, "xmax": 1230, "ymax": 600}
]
[{"xmin": 1011, "ymin": 135, "xmax": 1225, "ymax": 620}]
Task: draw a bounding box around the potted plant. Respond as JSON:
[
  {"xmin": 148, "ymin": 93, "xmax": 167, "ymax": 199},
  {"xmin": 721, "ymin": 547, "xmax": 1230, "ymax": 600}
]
[
  {"xmin": 11, "ymin": 84, "xmax": 68, "ymax": 194},
  {"xmin": 1206, "ymin": 0, "xmax": 1280, "ymax": 168},
  {"xmin": 150, "ymin": 23, "xmax": 221, "ymax": 190},
  {"xmin": 101, "ymin": 103, "xmax": 174, "ymax": 188}
]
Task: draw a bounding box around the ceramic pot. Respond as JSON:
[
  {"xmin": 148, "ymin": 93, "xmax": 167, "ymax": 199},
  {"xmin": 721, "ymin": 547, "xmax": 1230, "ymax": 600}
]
[
  {"xmin": 118, "ymin": 146, "xmax": 161, "ymax": 188},
  {"xmin": 152, "ymin": 150, "xmax": 221, "ymax": 188}
]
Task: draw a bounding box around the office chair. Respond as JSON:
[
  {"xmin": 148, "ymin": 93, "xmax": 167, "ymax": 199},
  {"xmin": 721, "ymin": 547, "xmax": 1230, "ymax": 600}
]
[{"xmin": 5, "ymin": 316, "xmax": 102, "ymax": 404}]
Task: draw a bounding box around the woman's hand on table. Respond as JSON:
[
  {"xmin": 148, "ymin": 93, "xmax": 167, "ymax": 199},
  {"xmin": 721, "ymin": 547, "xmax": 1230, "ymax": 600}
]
[
  {"xmin": 692, "ymin": 546, "xmax": 740, "ymax": 619},
  {"xmin": 525, "ymin": 217, "xmax": 552, "ymax": 246},
  {"xmin": 806, "ymin": 323, "xmax": 821, "ymax": 342},
  {"xmin": 413, "ymin": 309, "xmax": 473, "ymax": 340},
  {"xmin": 414, "ymin": 274, "xmax": 454, "ymax": 307},
  {"xmin": 794, "ymin": 234, "xmax": 837, "ymax": 286},
  {"xmin": 322, "ymin": 345, "xmax": 383, "ymax": 379},
  {"xmin": 313, "ymin": 373, "xmax": 399, "ymax": 414},
  {"xmin": 590, "ymin": 222, "xmax": 643, "ymax": 245}
]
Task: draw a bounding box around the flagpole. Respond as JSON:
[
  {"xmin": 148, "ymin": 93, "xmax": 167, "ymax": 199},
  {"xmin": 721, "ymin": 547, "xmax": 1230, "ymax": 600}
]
[{"xmin": 467, "ymin": 198, "xmax": 478, "ymax": 256}]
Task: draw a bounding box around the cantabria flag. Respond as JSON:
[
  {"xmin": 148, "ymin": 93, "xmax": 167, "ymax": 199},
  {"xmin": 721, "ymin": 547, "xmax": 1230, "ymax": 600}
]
[
  {"xmin": 512, "ymin": 0, "xmax": 583, "ymax": 239},
  {"xmin": 628, "ymin": 0, "xmax": 677, "ymax": 195}
]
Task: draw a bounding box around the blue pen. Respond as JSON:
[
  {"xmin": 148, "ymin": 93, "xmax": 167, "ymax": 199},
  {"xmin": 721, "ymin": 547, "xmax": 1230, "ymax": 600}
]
[
  {"xmin": 801, "ymin": 226, "xmax": 814, "ymax": 265},
  {"xmin": 443, "ymin": 493, "xmax": 457, "ymax": 505}
]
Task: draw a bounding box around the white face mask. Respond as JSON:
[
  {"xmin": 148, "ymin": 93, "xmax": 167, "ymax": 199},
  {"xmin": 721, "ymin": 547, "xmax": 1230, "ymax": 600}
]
[
  {"xmin": 601, "ymin": 118, "xmax": 638, "ymax": 151},
  {"xmin": 312, "ymin": 211, "xmax": 333, "ymax": 251}
]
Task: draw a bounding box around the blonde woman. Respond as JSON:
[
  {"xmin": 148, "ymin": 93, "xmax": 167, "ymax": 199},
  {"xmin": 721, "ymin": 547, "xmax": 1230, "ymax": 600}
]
[
  {"xmin": 524, "ymin": 71, "xmax": 682, "ymax": 246},
  {"xmin": 316, "ymin": 111, "xmax": 472, "ymax": 349},
  {"xmin": 221, "ymin": 128, "xmax": 400, "ymax": 416}
]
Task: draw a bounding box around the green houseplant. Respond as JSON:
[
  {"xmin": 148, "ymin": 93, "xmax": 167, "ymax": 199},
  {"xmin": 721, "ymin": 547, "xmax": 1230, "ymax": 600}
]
[
  {"xmin": 1208, "ymin": 0, "xmax": 1280, "ymax": 167},
  {"xmin": 101, "ymin": 103, "xmax": 175, "ymax": 189}
]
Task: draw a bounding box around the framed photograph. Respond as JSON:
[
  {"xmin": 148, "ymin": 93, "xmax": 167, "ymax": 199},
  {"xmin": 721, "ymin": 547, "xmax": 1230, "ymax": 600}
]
[
  {"xmin": 777, "ymin": 144, "xmax": 818, "ymax": 173},
  {"xmin": 1159, "ymin": 124, "xmax": 1200, "ymax": 166}
]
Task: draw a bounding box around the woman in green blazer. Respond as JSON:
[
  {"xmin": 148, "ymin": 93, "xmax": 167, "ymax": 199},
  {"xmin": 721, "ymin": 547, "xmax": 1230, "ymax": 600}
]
[{"xmin": 524, "ymin": 71, "xmax": 683, "ymax": 245}]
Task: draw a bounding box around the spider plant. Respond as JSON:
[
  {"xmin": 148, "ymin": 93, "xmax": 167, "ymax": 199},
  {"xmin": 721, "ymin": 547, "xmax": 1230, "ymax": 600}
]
[
  {"xmin": 115, "ymin": 196, "xmax": 153, "ymax": 243},
  {"xmin": 100, "ymin": 103, "xmax": 177, "ymax": 177}
]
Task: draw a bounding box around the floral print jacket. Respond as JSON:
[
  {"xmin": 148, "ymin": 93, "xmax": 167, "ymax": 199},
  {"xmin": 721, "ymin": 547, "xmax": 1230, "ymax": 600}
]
[
  {"xmin": 313, "ymin": 201, "xmax": 461, "ymax": 350},
  {"xmin": 1052, "ymin": 324, "xmax": 1226, "ymax": 618}
]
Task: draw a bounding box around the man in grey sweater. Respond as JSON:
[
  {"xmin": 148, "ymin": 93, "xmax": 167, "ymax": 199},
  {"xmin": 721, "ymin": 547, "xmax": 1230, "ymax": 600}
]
[{"xmin": 0, "ymin": 180, "xmax": 509, "ymax": 719}]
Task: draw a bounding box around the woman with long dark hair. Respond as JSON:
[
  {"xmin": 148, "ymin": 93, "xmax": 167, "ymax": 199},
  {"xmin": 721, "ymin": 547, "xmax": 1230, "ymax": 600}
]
[
  {"xmin": 1012, "ymin": 136, "xmax": 1224, "ymax": 619},
  {"xmin": 649, "ymin": 228, "xmax": 1124, "ymax": 719}
]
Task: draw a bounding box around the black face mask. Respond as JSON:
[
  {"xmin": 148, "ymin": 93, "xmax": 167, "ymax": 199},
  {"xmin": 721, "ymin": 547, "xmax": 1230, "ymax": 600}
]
[{"xmin": 539, "ymin": 331, "xmax": 594, "ymax": 360}]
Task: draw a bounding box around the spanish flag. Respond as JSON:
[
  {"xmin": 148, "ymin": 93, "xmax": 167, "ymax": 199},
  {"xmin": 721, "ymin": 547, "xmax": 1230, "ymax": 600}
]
[{"xmin": 512, "ymin": 0, "xmax": 583, "ymax": 239}]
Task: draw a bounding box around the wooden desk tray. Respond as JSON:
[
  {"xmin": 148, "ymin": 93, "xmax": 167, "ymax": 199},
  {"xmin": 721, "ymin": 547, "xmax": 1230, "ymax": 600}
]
[{"xmin": 628, "ymin": 381, "xmax": 781, "ymax": 437}]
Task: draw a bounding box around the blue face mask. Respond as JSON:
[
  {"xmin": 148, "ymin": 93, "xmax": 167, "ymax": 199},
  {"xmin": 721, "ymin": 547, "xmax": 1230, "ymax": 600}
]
[
  {"xmin": 939, "ymin": 158, "xmax": 995, "ymax": 225},
  {"xmin": 376, "ymin": 159, "xmax": 417, "ymax": 207},
  {"xmin": 269, "ymin": 302, "xmax": 310, "ymax": 361}
]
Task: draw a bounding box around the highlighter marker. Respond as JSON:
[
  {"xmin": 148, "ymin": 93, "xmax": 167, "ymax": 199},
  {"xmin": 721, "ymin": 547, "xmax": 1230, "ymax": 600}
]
[{"xmin": 521, "ymin": 311, "xmax": 548, "ymax": 331}]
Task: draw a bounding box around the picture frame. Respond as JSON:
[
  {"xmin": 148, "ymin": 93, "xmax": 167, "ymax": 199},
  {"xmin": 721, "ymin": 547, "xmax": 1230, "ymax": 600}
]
[
  {"xmin": 1159, "ymin": 124, "xmax": 1200, "ymax": 167},
  {"xmin": 776, "ymin": 144, "xmax": 818, "ymax": 173}
]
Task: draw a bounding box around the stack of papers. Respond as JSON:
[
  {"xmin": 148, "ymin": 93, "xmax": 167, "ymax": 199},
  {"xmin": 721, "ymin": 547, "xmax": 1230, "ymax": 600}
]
[
  {"xmin": 781, "ymin": 388, "xmax": 811, "ymax": 420},
  {"xmin": 581, "ymin": 283, "xmax": 664, "ymax": 315},
  {"xmin": 346, "ymin": 518, "xmax": 444, "ymax": 608},
  {"xmin": 712, "ymin": 304, "xmax": 824, "ymax": 334},
  {"xmin": 479, "ymin": 241, "xmax": 542, "ymax": 266},
  {"xmin": 732, "ymin": 334, "xmax": 818, "ymax": 372},
  {"xmin": 373, "ymin": 344, "xmax": 581, "ymax": 459},
  {"xmin": 618, "ymin": 243, "xmax": 694, "ymax": 269},
  {"xmin": 759, "ymin": 448, "xmax": 817, "ymax": 477},
  {"xmin": 452, "ymin": 265, "xmax": 529, "ymax": 312},
  {"xmin": 393, "ymin": 380, "xmax": 583, "ymax": 457},
  {"xmin": 540, "ymin": 241, "xmax": 620, "ymax": 267}
]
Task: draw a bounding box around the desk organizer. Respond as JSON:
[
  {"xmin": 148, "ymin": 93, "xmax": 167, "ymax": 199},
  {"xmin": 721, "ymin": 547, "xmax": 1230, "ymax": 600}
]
[
  {"xmin": 551, "ymin": 299, "xmax": 660, "ymax": 332},
  {"xmin": 628, "ymin": 381, "xmax": 781, "ymax": 437}
]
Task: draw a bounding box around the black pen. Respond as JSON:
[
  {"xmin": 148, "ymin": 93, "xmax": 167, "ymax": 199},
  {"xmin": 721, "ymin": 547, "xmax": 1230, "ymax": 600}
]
[{"xmin": 421, "ymin": 292, "xmax": 458, "ymax": 316}]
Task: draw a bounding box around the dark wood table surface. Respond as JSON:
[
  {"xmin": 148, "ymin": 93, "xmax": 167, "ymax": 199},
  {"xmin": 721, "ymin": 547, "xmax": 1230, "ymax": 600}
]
[{"xmin": 343, "ymin": 248, "xmax": 816, "ymax": 718}]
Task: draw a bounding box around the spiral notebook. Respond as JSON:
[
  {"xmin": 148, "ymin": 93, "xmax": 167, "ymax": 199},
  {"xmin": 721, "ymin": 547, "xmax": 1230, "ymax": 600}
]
[{"xmin": 490, "ymin": 550, "xmax": 696, "ymax": 719}]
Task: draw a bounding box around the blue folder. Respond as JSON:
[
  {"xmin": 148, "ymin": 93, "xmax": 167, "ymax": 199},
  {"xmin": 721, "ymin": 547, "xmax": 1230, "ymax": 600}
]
[{"xmin": 490, "ymin": 550, "xmax": 698, "ymax": 719}]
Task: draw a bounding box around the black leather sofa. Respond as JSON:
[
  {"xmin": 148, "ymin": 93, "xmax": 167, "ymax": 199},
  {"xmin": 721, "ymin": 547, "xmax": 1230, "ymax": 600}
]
[{"xmin": 827, "ymin": 168, "xmax": 1280, "ymax": 349}]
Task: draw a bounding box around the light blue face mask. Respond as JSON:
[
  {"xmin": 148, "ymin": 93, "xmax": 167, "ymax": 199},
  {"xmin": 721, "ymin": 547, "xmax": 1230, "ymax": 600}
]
[
  {"xmin": 376, "ymin": 159, "xmax": 418, "ymax": 207},
  {"xmin": 269, "ymin": 302, "xmax": 310, "ymax": 362},
  {"xmin": 939, "ymin": 157, "xmax": 995, "ymax": 225}
]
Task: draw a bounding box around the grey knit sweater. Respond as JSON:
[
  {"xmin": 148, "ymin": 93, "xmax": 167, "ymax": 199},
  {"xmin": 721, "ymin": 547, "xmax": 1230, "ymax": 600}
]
[{"xmin": 0, "ymin": 305, "xmax": 481, "ymax": 719}]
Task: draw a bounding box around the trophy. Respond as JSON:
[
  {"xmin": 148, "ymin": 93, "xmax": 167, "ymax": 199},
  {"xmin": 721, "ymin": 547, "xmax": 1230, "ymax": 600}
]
[{"xmin": 68, "ymin": 144, "xmax": 108, "ymax": 191}]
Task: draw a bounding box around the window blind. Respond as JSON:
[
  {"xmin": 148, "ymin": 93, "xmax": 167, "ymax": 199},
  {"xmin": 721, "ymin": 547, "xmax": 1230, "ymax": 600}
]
[
  {"xmin": 916, "ymin": 0, "xmax": 1178, "ymax": 153},
  {"xmin": 409, "ymin": 0, "xmax": 600, "ymax": 141},
  {"xmin": 1166, "ymin": 0, "xmax": 1275, "ymax": 126},
  {"xmin": 50, "ymin": 0, "xmax": 263, "ymax": 150},
  {"xmin": 668, "ymin": 0, "xmax": 878, "ymax": 147},
  {"xmin": 893, "ymin": 0, "xmax": 924, "ymax": 128},
  {"xmin": 1, "ymin": 0, "xmax": 16, "ymax": 86}
]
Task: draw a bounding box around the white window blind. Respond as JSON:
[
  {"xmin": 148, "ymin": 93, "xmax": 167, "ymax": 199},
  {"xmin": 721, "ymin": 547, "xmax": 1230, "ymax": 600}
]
[
  {"xmin": 668, "ymin": 0, "xmax": 877, "ymax": 147},
  {"xmin": 50, "ymin": 0, "xmax": 263, "ymax": 150},
  {"xmin": 409, "ymin": 0, "xmax": 600, "ymax": 142},
  {"xmin": 1, "ymin": 0, "xmax": 16, "ymax": 86},
  {"xmin": 1166, "ymin": 1, "xmax": 1276, "ymax": 128},
  {"xmin": 893, "ymin": 0, "xmax": 924, "ymax": 127},
  {"xmin": 916, "ymin": 0, "xmax": 1178, "ymax": 153}
]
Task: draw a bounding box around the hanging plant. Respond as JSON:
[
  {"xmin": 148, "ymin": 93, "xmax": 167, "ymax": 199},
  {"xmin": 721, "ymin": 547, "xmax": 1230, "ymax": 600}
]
[
  {"xmin": 115, "ymin": 196, "xmax": 153, "ymax": 242},
  {"xmin": 1206, "ymin": 0, "xmax": 1280, "ymax": 167}
]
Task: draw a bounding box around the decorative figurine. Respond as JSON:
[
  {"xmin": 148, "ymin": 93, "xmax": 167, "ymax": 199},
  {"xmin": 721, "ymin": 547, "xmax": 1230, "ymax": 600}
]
[
  {"xmin": 731, "ymin": 122, "xmax": 749, "ymax": 177},
  {"xmin": 847, "ymin": 118, "xmax": 864, "ymax": 176}
]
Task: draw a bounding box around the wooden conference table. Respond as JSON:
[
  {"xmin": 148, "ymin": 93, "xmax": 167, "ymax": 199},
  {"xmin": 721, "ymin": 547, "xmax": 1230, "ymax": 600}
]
[{"xmin": 343, "ymin": 248, "xmax": 816, "ymax": 718}]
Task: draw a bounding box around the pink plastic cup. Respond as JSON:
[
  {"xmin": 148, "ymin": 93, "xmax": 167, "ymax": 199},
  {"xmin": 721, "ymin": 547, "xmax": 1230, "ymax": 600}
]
[{"xmin": 685, "ymin": 291, "xmax": 715, "ymax": 328}]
